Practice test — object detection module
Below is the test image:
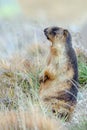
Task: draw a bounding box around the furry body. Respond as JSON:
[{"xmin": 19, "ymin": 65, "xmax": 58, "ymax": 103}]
[{"xmin": 39, "ymin": 27, "xmax": 78, "ymax": 120}]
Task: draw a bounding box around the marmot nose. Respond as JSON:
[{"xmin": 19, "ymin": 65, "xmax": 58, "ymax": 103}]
[{"xmin": 44, "ymin": 28, "xmax": 48, "ymax": 33}]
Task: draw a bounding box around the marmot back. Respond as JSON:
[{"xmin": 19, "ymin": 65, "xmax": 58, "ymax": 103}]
[{"xmin": 39, "ymin": 27, "xmax": 78, "ymax": 121}]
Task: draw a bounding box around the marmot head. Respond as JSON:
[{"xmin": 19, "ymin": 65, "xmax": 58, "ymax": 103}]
[{"xmin": 44, "ymin": 27, "xmax": 71, "ymax": 44}]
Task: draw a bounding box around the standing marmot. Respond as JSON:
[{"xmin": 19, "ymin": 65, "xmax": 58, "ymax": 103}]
[{"xmin": 39, "ymin": 27, "xmax": 78, "ymax": 121}]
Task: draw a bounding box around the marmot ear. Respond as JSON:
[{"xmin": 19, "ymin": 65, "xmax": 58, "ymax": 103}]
[{"xmin": 63, "ymin": 29, "xmax": 68, "ymax": 37}]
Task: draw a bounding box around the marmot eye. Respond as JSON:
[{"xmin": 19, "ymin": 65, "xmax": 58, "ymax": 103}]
[{"xmin": 51, "ymin": 31, "xmax": 56, "ymax": 35}]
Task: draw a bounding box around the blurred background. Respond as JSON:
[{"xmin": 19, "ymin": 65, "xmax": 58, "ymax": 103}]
[
  {"xmin": 19, "ymin": 0, "xmax": 87, "ymax": 25},
  {"xmin": 1, "ymin": 0, "xmax": 87, "ymax": 25},
  {"xmin": 0, "ymin": 0, "xmax": 87, "ymax": 54}
]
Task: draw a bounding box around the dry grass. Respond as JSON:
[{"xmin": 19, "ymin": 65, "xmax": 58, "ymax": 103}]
[{"xmin": 0, "ymin": 105, "xmax": 67, "ymax": 130}]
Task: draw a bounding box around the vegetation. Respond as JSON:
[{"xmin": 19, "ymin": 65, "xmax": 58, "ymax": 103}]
[
  {"xmin": 70, "ymin": 119, "xmax": 87, "ymax": 130},
  {"xmin": 78, "ymin": 59, "xmax": 87, "ymax": 85}
]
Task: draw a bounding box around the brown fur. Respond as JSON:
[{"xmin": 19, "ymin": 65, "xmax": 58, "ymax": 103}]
[
  {"xmin": 39, "ymin": 27, "xmax": 78, "ymax": 121},
  {"xmin": 0, "ymin": 110, "xmax": 67, "ymax": 130}
]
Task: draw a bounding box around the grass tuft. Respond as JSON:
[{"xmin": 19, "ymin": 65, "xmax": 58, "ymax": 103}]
[{"xmin": 78, "ymin": 58, "xmax": 87, "ymax": 86}]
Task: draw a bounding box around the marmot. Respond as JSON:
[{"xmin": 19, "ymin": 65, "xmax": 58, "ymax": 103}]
[{"xmin": 39, "ymin": 27, "xmax": 78, "ymax": 121}]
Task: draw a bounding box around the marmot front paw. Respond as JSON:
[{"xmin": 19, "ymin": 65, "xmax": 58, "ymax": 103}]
[
  {"xmin": 44, "ymin": 65, "xmax": 57, "ymax": 80},
  {"xmin": 39, "ymin": 65, "xmax": 57, "ymax": 83},
  {"xmin": 39, "ymin": 74, "xmax": 49, "ymax": 83}
]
